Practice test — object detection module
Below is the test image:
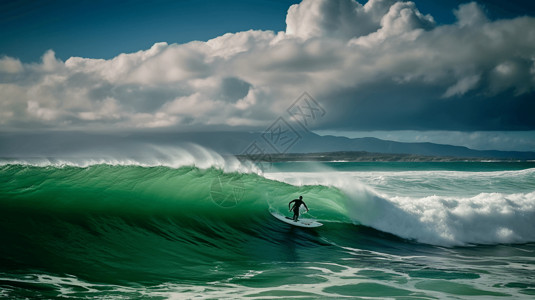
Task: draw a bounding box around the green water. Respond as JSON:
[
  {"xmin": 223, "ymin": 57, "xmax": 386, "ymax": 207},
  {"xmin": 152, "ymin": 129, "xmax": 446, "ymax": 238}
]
[{"xmin": 1, "ymin": 162, "xmax": 534, "ymax": 298}]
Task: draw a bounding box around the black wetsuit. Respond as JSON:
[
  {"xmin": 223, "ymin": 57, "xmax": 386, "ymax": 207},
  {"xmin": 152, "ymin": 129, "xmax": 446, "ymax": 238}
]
[{"xmin": 289, "ymin": 198, "xmax": 308, "ymax": 221}]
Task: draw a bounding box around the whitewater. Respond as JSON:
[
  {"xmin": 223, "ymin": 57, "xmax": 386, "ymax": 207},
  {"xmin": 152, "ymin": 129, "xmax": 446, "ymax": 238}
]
[{"xmin": 1, "ymin": 147, "xmax": 534, "ymax": 298}]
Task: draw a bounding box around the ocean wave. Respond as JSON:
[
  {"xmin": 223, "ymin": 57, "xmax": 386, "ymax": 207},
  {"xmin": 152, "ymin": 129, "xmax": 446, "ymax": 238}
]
[
  {"xmin": 1, "ymin": 158, "xmax": 534, "ymax": 256},
  {"xmin": 0, "ymin": 144, "xmax": 256, "ymax": 174},
  {"xmin": 1, "ymin": 155, "xmax": 534, "ymax": 298},
  {"xmin": 265, "ymin": 170, "xmax": 535, "ymax": 246}
]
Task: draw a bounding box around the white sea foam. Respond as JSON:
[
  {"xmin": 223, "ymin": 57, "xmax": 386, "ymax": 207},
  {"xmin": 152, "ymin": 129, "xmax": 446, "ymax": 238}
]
[
  {"xmin": 265, "ymin": 170, "xmax": 535, "ymax": 246},
  {"xmin": 350, "ymin": 189, "xmax": 535, "ymax": 246},
  {"xmin": 0, "ymin": 144, "xmax": 259, "ymax": 174}
]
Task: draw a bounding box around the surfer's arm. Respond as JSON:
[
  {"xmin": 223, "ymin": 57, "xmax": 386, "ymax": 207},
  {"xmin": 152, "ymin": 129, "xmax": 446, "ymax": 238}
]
[
  {"xmin": 288, "ymin": 200, "xmax": 295, "ymax": 210},
  {"xmin": 303, "ymin": 202, "xmax": 309, "ymax": 212}
]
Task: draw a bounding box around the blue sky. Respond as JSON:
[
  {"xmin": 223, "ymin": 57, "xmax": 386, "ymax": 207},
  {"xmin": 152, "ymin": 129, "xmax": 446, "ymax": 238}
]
[
  {"xmin": 3, "ymin": 0, "xmax": 534, "ymax": 62},
  {"xmin": 1, "ymin": 0, "xmax": 535, "ymax": 151},
  {"xmin": 1, "ymin": 0, "xmax": 301, "ymax": 62}
]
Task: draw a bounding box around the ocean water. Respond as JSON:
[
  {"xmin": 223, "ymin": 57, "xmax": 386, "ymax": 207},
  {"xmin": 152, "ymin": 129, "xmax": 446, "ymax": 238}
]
[{"xmin": 1, "ymin": 151, "xmax": 535, "ymax": 299}]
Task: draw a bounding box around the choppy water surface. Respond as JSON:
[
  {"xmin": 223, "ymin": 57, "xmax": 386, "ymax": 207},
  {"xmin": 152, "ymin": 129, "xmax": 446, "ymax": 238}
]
[{"xmin": 1, "ymin": 157, "xmax": 534, "ymax": 298}]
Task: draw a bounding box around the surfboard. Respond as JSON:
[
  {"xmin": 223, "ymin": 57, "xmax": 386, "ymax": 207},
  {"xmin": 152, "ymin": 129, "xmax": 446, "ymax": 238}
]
[{"xmin": 270, "ymin": 211, "xmax": 323, "ymax": 228}]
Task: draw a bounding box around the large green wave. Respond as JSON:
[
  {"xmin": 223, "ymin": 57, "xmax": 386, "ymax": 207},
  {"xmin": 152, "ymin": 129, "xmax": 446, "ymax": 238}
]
[
  {"xmin": 0, "ymin": 164, "xmax": 350, "ymax": 219},
  {"xmin": 2, "ymin": 163, "xmax": 535, "ymax": 298},
  {"xmin": 0, "ymin": 164, "xmax": 355, "ymax": 284}
]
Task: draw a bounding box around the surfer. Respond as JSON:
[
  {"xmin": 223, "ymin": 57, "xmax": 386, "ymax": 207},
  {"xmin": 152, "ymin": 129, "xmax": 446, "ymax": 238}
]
[{"xmin": 289, "ymin": 196, "xmax": 308, "ymax": 221}]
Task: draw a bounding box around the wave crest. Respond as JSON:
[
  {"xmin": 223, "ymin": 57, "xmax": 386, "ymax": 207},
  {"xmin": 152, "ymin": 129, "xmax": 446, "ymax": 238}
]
[{"xmin": 0, "ymin": 144, "xmax": 259, "ymax": 173}]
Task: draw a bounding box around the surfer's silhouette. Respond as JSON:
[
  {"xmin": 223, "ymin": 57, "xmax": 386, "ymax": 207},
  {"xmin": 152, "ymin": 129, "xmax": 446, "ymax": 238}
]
[{"xmin": 289, "ymin": 196, "xmax": 308, "ymax": 221}]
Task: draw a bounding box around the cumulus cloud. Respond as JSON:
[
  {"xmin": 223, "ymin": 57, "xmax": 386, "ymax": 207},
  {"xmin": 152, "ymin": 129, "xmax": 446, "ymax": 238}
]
[
  {"xmin": 0, "ymin": 0, "xmax": 534, "ymax": 132},
  {"xmin": 454, "ymin": 2, "xmax": 488, "ymax": 27},
  {"xmin": 286, "ymin": 0, "xmax": 382, "ymax": 39},
  {"xmin": 0, "ymin": 56, "xmax": 23, "ymax": 74}
]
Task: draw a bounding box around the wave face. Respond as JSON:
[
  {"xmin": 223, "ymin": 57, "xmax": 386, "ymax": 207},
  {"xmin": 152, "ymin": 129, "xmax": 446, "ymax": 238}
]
[
  {"xmin": 0, "ymin": 164, "xmax": 349, "ymax": 284},
  {"xmin": 1, "ymin": 159, "xmax": 535, "ymax": 298}
]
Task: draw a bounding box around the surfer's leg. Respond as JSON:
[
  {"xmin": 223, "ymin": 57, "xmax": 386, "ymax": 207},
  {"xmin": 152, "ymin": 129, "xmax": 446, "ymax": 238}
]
[{"xmin": 293, "ymin": 209, "xmax": 299, "ymax": 221}]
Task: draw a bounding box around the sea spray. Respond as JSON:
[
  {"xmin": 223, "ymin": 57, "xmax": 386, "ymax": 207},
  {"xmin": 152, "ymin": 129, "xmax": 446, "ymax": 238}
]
[{"xmin": 0, "ymin": 144, "xmax": 254, "ymax": 173}]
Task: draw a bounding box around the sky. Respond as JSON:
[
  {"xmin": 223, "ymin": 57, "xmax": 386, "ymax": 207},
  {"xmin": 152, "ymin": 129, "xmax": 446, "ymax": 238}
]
[{"xmin": 1, "ymin": 0, "xmax": 535, "ymax": 151}]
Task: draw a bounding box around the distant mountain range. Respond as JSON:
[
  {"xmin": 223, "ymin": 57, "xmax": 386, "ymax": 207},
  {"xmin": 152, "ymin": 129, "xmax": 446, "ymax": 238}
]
[
  {"xmin": 289, "ymin": 132, "xmax": 535, "ymax": 161},
  {"xmin": 235, "ymin": 151, "xmax": 530, "ymax": 162},
  {"xmin": 1, "ymin": 131, "xmax": 534, "ymax": 160}
]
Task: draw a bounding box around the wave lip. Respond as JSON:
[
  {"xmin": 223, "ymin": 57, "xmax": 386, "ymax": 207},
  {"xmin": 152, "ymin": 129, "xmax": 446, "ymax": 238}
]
[{"xmin": 0, "ymin": 144, "xmax": 261, "ymax": 174}]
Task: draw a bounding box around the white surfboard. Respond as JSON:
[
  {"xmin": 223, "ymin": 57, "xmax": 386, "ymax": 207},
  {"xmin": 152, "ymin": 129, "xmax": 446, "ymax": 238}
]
[{"xmin": 270, "ymin": 211, "xmax": 323, "ymax": 228}]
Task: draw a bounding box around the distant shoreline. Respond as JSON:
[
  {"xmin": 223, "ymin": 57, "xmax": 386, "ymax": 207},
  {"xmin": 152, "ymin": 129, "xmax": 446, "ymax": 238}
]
[{"xmin": 236, "ymin": 151, "xmax": 534, "ymax": 163}]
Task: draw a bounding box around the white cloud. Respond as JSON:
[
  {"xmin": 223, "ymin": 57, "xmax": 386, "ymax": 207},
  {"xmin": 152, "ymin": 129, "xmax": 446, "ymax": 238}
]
[
  {"xmin": 286, "ymin": 0, "xmax": 374, "ymax": 39},
  {"xmin": 454, "ymin": 2, "xmax": 488, "ymax": 27},
  {"xmin": 379, "ymin": 1, "xmax": 434, "ymax": 35},
  {"xmin": 27, "ymin": 100, "xmax": 61, "ymax": 121},
  {"xmin": 78, "ymin": 97, "xmax": 122, "ymax": 121},
  {"xmin": 163, "ymin": 93, "xmax": 215, "ymax": 117},
  {"xmin": 206, "ymin": 30, "xmax": 276, "ymax": 58},
  {"xmin": 0, "ymin": 56, "xmax": 23, "ymax": 74},
  {"xmin": 1, "ymin": 0, "xmax": 534, "ymax": 132},
  {"xmin": 40, "ymin": 50, "xmax": 64, "ymax": 72},
  {"xmin": 443, "ymin": 74, "xmax": 480, "ymax": 97}
]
